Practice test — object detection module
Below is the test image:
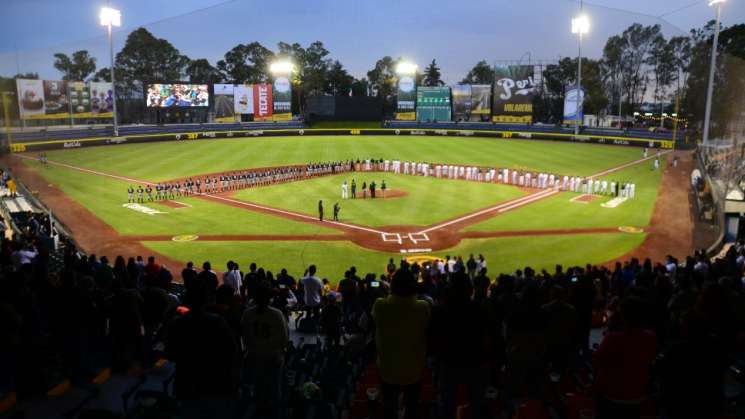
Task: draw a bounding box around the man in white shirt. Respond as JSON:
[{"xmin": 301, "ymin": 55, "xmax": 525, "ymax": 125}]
[
  {"xmin": 341, "ymin": 181, "xmax": 349, "ymax": 199},
  {"xmin": 11, "ymin": 244, "xmax": 38, "ymax": 270},
  {"xmin": 301, "ymin": 265, "xmax": 324, "ymax": 317},
  {"xmin": 223, "ymin": 261, "xmax": 243, "ymax": 295}
]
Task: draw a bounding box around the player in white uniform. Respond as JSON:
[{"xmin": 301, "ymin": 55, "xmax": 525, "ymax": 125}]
[
  {"xmin": 601, "ymin": 180, "xmax": 608, "ymax": 194},
  {"xmin": 404, "ymin": 161, "xmax": 410, "ymax": 175},
  {"xmin": 629, "ymin": 183, "xmax": 636, "ymax": 198},
  {"xmin": 503, "ymin": 169, "xmax": 509, "ymax": 184},
  {"xmin": 384, "ymin": 160, "xmax": 390, "ymax": 172},
  {"xmin": 610, "ymin": 181, "xmax": 616, "ymax": 196},
  {"xmin": 342, "ymin": 181, "xmax": 349, "ymax": 199},
  {"xmin": 511, "ymin": 170, "xmax": 518, "ymax": 185}
]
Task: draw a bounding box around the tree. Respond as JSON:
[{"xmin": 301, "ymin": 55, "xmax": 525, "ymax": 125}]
[
  {"xmin": 114, "ymin": 28, "xmax": 190, "ymax": 95},
  {"xmin": 216, "ymin": 42, "xmax": 274, "ymax": 84},
  {"xmin": 461, "ymin": 60, "xmax": 494, "ymax": 84},
  {"xmin": 185, "ymin": 58, "xmax": 222, "ymax": 83},
  {"xmin": 366, "ymin": 56, "xmax": 398, "ymax": 99},
  {"xmin": 422, "ymin": 59, "xmax": 444, "ymax": 87},
  {"xmin": 276, "ymin": 41, "xmax": 330, "ymax": 113},
  {"xmin": 647, "ymin": 35, "xmax": 677, "ymax": 112},
  {"xmin": 325, "ymin": 60, "xmax": 354, "ymax": 95},
  {"xmin": 351, "ymin": 78, "xmax": 369, "ymax": 97},
  {"xmin": 53, "ymin": 50, "xmax": 97, "ymax": 81},
  {"xmin": 618, "ymin": 24, "xmax": 663, "ymax": 110},
  {"xmin": 540, "ymin": 57, "xmax": 608, "ymax": 122},
  {"xmin": 91, "ymin": 68, "xmax": 110, "ymax": 82}
]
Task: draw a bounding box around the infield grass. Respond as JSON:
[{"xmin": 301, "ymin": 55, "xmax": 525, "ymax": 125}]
[{"xmin": 231, "ymin": 173, "xmax": 526, "ymax": 227}]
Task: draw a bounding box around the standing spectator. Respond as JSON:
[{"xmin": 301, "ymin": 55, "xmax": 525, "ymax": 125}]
[
  {"xmin": 372, "ymin": 268, "xmax": 430, "ymax": 419},
  {"xmin": 181, "ymin": 262, "xmax": 198, "ymax": 291},
  {"xmin": 241, "ymin": 282, "xmax": 289, "ymax": 417},
  {"xmin": 541, "ymin": 286, "xmax": 577, "ymax": 374},
  {"xmin": 593, "ymin": 297, "xmax": 657, "ymax": 418},
  {"xmin": 429, "ymin": 273, "xmax": 488, "ymax": 419},
  {"xmin": 301, "ymin": 265, "xmax": 323, "ymax": 317},
  {"xmin": 168, "ymin": 283, "xmax": 238, "ymax": 418},
  {"xmin": 466, "ymin": 254, "xmax": 478, "ymax": 279},
  {"xmin": 222, "ymin": 261, "xmax": 242, "ymax": 296},
  {"xmin": 338, "ymin": 270, "xmax": 359, "ymax": 317},
  {"xmin": 320, "ymin": 295, "xmax": 342, "ymax": 348}
]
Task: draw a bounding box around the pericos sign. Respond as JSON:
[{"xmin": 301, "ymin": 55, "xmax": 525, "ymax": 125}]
[{"xmin": 253, "ymin": 84, "xmax": 273, "ymax": 119}]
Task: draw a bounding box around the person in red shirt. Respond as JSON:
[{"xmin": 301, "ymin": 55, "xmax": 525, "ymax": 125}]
[{"xmin": 592, "ymin": 296, "xmax": 657, "ymax": 419}]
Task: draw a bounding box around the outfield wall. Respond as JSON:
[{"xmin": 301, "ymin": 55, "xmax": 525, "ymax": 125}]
[{"xmin": 6, "ymin": 127, "xmax": 676, "ymax": 153}]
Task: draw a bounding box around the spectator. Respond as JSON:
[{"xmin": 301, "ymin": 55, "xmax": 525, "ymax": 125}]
[
  {"xmin": 168, "ymin": 283, "xmax": 238, "ymax": 418},
  {"xmin": 372, "ymin": 268, "xmax": 430, "ymax": 419},
  {"xmin": 429, "ymin": 272, "xmax": 488, "ymax": 419},
  {"xmin": 593, "ymin": 296, "xmax": 657, "ymax": 418},
  {"xmin": 301, "ymin": 265, "xmax": 323, "ymax": 317},
  {"xmin": 241, "ymin": 282, "xmax": 288, "ymax": 417},
  {"xmin": 181, "ymin": 261, "xmax": 198, "ymax": 291},
  {"xmin": 320, "ymin": 294, "xmax": 343, "ymax": 348},
  {"xmin": 541, "ymin": 286, "xmax": 577, "ymax": 374},
  {"xmin": 222, "ymin": 261, "xmax": 242, "ymax": 296}
]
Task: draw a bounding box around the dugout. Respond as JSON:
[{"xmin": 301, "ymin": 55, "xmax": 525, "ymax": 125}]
[{"xmin": 305, "ymin": 95, "xmax": 383, "ymax": 122}]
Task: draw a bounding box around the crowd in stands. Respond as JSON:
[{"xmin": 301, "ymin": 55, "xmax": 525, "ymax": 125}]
[{"xmin": 2, "ymin": 215, "xmax": 745, "ymax": 418}]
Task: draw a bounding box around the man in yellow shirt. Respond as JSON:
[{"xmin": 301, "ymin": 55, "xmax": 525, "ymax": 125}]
[
  {"xmin": 7, "ymin": 178, "xmax": 17, "ymax": 198},
  {"xmin": 372, "ymin": 269, "xmax": 430, "ymax": 419}
]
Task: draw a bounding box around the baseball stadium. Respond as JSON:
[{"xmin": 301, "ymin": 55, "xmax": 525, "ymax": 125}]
[{"xmin": 0, "ymin": 1, "xmax": 744, "ymax": 419}]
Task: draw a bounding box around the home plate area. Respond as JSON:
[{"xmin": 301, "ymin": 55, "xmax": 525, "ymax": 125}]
[{"xmin": 380, "ymin": 232, "xmax": 432, "ymax": 253}]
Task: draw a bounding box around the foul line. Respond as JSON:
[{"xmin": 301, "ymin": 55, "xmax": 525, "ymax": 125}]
[
  {"xmin": 18, "ymin": 154, "xmax": 385, "ymax": 236},
  {"xmin": 17, "ymin": 154, "xmax": 156, "ymax": 186},
  {"xmin": 588, "ymin": 150, "xmax": 672, "ymax": 179},
  {"xmin": 419, "ymin": 150, "xmax": 673, "ymax": 234},
  {"xmin": 418, "ymin": 189, "xmax": 556, "ymax": 234}
]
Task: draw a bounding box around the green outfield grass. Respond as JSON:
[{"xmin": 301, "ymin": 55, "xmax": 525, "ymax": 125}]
[
  {"xmin": 232, "ymin": 173, "xmax": 526, "ymax": 227},
  {"xmin": 466, "ymin": 157, "xmax": 665, "ymax": 232},
  {"xmin": 40, "ymin": 135, "xmax": 643, "ymax": 181},
  {"xmin": 142, "ymin": 232, "xmax": 645, "ymax": 281},
  {"xmin": 25, "ymin": 161, "xmax": 338, "ymax": 236}
]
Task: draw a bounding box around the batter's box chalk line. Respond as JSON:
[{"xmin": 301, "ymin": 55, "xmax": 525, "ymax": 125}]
[
  {"xmin": 381, "ymin": 233, "xmax": 403, "ymax": 244},
  {"xmin": 408, "ymin": 233, "xmax": 430, "ymax": 244}
]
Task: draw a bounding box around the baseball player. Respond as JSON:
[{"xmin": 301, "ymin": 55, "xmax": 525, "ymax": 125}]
[
  {"xmin": 127, "ymin": 185, "xmax": 134, "ymax": 203},
  {"xmin": 342, "ymin": 181, "xmax": 349, "ymax": 199}
]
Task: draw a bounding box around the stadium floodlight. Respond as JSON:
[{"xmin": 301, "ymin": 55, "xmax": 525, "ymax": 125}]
[
  {"xmin": 571, "ymin": 11, "xmax": 590, "ymax": 136},
  {"xmin": 270, "ymin": 61, "xmax": 294, "ymax": 74},
  {"xmin": 395, "ymin": 62, "xmax": 418, "ymax": 75},
  {"xmin": 571, "ymin": 15, "xmax": 590, "ymax": 35},
  {"xmin": 99, "ymin": 7, "xmax": 121, "ymax": 27},
  {"xmin": 702, "ymin": 0, "xmax": 725, "ymax": 144},
  {"xmin": 100, "ymin": 6, "xmax": 120, "ymax": 137}
]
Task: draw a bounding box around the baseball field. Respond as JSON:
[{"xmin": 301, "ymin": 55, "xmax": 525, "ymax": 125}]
[{"xmin": 8, "ymin": 135, "xmax": 685, "ymax": 281}]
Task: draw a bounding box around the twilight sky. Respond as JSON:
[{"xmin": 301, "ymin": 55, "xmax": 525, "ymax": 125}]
[{"xmin": 1, "ymin": 0, "xmax": 743, "ymax": 83}]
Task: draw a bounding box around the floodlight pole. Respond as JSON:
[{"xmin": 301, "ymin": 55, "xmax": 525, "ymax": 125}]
[
  {"xmin": 107, "ymin": 22, "xmax": 119, "ymax": 137},
  {"xmin": 702, "ymin": 1, "xmax": 723, "ymax": 145}
]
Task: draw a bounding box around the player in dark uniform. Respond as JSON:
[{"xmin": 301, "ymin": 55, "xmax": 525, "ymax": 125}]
[
  {"xmin": 381, "ymin": 180, "xmax": 387, "ymax": 198},
  {"xmin": 362, "ymin": 181, "xmax": 367, "ymax": 199},
  {"xmin": 318, "ymin": 200, "xmax": 324, "ymax": 221},
  {"xmin": 146, "ymin": 185, "xmax": 153, "ymax": 201},
  {"xmin": 333, "ymin": 202, "xmax": 340, "ymax": 221},
  {"xmin": 136, "ymin": 185, "xmax": 144, "ymax": 203},
  {"xmin": 127, "ymin": 185, "xmax": 134, "ymax": 203},
  {"xmin": 351, "ymin": 179, "xmax": 357, "ymax": 199},
  {"xmin": 370, "ymin": 181, "xmax": 376, "ymax": 199}
]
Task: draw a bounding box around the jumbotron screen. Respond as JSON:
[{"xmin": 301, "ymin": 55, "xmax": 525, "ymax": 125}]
[{"xmin": 146, "ymin": 83, "xmax": 210, "ymax": 107}]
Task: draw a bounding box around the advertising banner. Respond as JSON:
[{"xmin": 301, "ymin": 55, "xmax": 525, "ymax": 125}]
[
  {"xmin": 563, "ymin": 86, "xmax": 585, "ymax": 125},
  {"xmin": 272, "ymin": 76, "xmax": 292, "ymax": 121},
  {"xmin": 451, "ymin": 84, "xmax": 471, "ymax": 121},
  {"xmin": 145, "ymin": 83, "xmax": 209, "ymax": 107},
  {"xmin": 492, "ymin": 65, "xmax": 536, "ymax": 123},
  {"xmin": 253, "ymin": 83, "xmax": 273, "ymax": 120},
  {"xmin": 396, "ymin": 75, "xmax": 416, "ymax": 120},
  {"xmin": 43, "ymin": 80, "xmax": 69, "ymax": 117},
  {"xmin": 69, "ymin": 81, "xmax": 90, "ymax": 115},
  {"xmin": 233, "ymin": 85, "xmax": 253, "ymax": 115},
  {"xmin": 213, "ymin": 84, "xmax": 236, "ymax": 122},
  {"xmin": 470, "ymin": 84, "xmax": 491, "ymax": 121},
  {"xmin": 416, "ymin": 86, "xmax": 451, "ymax": 122},
  {"xmin": 16, "ymin": 79, "xmax": 45, "ymax": 119},
  {"xmin": 89, "ymin": 81, "xmax": 114, "ymax": 116}
]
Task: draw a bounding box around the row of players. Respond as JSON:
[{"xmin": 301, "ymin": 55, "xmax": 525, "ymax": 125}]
[{"xmin": 126, "ymin": 161, "xmax": 356, "ymax": 202}]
